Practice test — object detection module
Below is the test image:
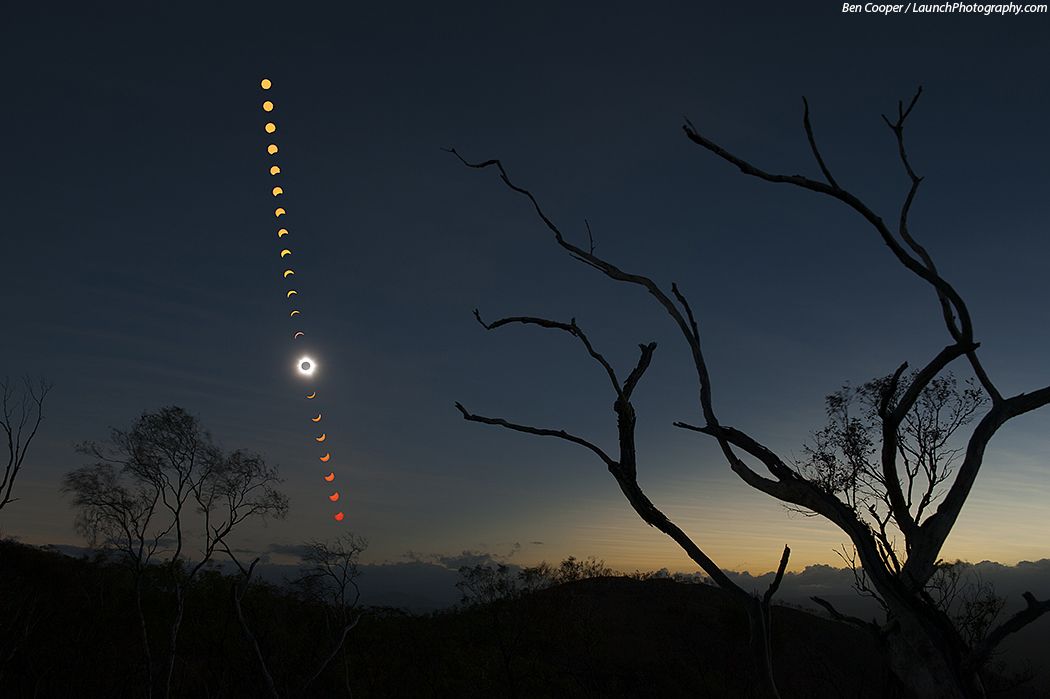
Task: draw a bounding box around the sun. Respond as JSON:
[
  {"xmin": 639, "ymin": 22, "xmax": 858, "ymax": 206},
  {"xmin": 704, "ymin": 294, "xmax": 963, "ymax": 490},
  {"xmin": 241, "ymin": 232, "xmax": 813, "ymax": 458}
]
[{"xmin": 297, "ymin": 356, "xmax": 317, "ymax": 377}]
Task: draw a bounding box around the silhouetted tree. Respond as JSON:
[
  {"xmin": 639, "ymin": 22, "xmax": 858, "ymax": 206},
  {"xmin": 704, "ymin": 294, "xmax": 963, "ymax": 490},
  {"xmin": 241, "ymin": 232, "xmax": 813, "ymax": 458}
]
[
  {"xmin": 61, "ymin": 406, "xmax": 288, "ymax": 699},
  {"xmin": 450, "ymin": 88, "xmax": 1049, "ymax": 699},
  {"xmin": 0, "ymin": 377, "xmax": 51, "ymax": 514},
  {"xmin": 223, "ymin": 533, "xmax": 366, "ymax": 698},
  {"xmin": 294, "ymin": 534, "xmax": 366, "ymax": 696}
]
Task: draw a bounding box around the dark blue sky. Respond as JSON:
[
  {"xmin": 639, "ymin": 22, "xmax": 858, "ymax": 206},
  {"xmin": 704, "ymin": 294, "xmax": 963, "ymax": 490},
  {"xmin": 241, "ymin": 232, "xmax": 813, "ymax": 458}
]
[{"xmin": 3, "ymin": 2, "xmax": 1047, "ymax": 572}]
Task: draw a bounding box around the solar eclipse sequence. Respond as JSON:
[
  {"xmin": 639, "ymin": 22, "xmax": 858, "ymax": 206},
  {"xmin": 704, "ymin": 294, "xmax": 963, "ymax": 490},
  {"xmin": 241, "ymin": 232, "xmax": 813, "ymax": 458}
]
[{"xmin": 259, "ymin": 77, "xmax": 344, "ymax": 522}]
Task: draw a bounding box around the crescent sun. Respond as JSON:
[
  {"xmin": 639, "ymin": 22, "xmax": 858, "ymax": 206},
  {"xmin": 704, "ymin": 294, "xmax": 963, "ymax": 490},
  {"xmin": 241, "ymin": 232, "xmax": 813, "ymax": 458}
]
[
  {"xmin": 275, "ymin": 207, "xmax": 286, "ymax": 217},
  {"xmin": 315, "ymin": 433, "xmax": 327, "ymax": 442},
  {"xmin": 286, "ymin": 290, "xmax": 298, "ymax": 298},
  {"xmin": 319, "ymin": 453, "xmax": 331, "ymax": 462},
  {"xmin": 311, "ymin": 413, "xmax": 322, "ymax": 422},
  {"xmin": 329, "ymin": 492, "xmax": 340, "ymax": 502},
  {"xmin": 323, "ymin": 471, "xmax": 334, "ymax": 481}
]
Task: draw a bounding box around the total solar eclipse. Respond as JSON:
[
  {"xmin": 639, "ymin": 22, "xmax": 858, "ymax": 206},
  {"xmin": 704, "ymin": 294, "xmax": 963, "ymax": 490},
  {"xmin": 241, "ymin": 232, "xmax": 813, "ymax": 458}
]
[{"xmin": 297, "ymin": 356, "xmax": 316, "ymax": 376}]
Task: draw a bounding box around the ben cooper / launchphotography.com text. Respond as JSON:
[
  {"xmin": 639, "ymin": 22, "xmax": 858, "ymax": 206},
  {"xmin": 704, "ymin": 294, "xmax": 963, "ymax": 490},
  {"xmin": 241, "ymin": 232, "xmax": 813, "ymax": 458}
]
[{"xmin": 842, "ymin": 2, "xmax": 1047, "ymax": 13}]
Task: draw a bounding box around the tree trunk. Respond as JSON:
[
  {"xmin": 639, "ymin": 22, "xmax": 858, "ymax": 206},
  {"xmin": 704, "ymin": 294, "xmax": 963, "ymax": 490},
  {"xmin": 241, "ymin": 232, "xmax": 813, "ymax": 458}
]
[
  {"xmin": 882, "ymin": 602, "xmax": 985, "ymax": 699},
  {"xmin": 743, "ymin": 596, "xmax": 780, "ymax": 699},
  {"xmin": 162, "ymin": 587, "xmax": 185, "ymax": 699},
  {"xmin": 133, "ymin": 573, "xmax": 153, "ymax": 699},
  {"xmin": 231, "ymin": 577, "xmax": 280, "ymax": 699}
]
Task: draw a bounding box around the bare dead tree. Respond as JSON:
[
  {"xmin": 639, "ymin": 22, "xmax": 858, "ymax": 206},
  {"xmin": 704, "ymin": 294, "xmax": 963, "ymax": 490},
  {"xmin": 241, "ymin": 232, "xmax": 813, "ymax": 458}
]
[
  {"xmin": 295, "ymin": 534, "xmax": 366, "ymax": 696},
  {"xmin": 61, "ymin": 406, "xmax": 288, "ymax": 699},
  {"xmin": 451, "ymin": 306, "xmax": 791, "ymax": 697},
  {"xmin": 225, "ymin": 534, "xmax": 366, "ymax": 698},
  {"xmin": 222, "ymin": 551, "xmax": 280, "ymax": 699},
  {"xmin": 449, "ymin": 89, "xmax": 1050, "ymax": 699},
  {"xmin": 0, "ymin": 377, "xmax": 52, "ymax": 514}
]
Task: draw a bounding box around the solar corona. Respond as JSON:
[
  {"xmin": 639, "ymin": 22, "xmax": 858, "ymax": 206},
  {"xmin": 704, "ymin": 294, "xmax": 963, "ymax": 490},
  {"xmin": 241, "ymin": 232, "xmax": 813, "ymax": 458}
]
[{"xmin": 258, "ymin": 77, "xmax": 345, "ymax": 522}]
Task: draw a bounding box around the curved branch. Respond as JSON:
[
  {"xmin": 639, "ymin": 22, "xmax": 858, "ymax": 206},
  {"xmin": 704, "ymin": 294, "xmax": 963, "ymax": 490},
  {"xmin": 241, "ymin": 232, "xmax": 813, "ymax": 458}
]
[
  {"xmin": 968, "ymin": 591, "xmax": 1050, "ymax": 671},
  {"xmin": 454, "ymin": 402, "xmax": 616, "ymax": 469},
  {"xmin": 473, "ymin": 309, "xmax": 623, "ymax": 397},
  {"xmin": 763, "ymin": 546, "xmax": 791, "ymax": 606},
  {"xmin": 811, "ymin": 596, "xmax": 880, "ymax": 634},
  {"xmin": 802, "ymin": 97, "xmax": 839, "ymax": 189},
  {"xmin": 911, "ymin": 385, "xmax": 1050, "ymax": 580}
]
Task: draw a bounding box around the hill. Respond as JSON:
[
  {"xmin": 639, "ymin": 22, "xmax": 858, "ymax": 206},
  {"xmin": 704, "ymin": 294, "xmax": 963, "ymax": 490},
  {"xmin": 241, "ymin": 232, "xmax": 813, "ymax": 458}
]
[{"xmin": 0, "ymin": 540, "xmax": 1040, "ymax": 697}]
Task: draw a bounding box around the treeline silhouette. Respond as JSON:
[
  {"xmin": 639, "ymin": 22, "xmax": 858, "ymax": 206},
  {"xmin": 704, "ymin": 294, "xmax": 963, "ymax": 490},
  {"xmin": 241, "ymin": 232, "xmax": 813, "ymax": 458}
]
[{"xmin": 2, "ymin": 536, "xmax": 1016, "ymax": 699}]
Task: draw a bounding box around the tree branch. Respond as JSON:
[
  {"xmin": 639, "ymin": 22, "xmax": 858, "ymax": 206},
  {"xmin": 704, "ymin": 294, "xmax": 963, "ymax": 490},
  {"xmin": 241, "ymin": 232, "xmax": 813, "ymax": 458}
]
[
  {"xmin": 968, "ymin": 591, "xmax": 1050, "ymax": 671},
  {"xmin": 802, "ymin": 97, "xmax": 839, "ymax": 189},
  {"xmin": 454, "ymin": 402, "xmax": 616, "ymax": 469},
  {"xmin": 763, "ymin": 545, "xmax": 791, "ymax": 606},
  {"xmin": 474, "ymin": 309, "xmax": 623, "ymax": 398},
  {"xmin": 811, "ymin": 595, "xmax": 880, "ymax": 633}
]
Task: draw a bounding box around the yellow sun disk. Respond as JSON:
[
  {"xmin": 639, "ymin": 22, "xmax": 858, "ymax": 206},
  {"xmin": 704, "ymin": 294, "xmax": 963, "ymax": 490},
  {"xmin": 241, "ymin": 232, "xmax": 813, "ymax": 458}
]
[
  {"xmin": 275, "ymin": 208, "xmax": 286, "ymax": 217},
  {"xmin": 263, "ymin": 100, "xmax": 274, "ymax": 112},
  {"xmin": 270, "ymin": 165, "xmax": 281, "ymax": 175},
  {"xmin": 265, "ymin": 122, "xmax": 276, "ymax": 134},
  {"xmin": 334, "ymin": 512, "xmax": 345, "ymax": 521},
  {"xmin": 260, "ymin": 78, "xmax": 272, "ymax": 89},
  {"xmin": 267, "ymin": 144, "xmax": 279, "ymax": 155},
  {"xmin": 272, "ymin": 186, "xmax": 283, "ymax": 196}
]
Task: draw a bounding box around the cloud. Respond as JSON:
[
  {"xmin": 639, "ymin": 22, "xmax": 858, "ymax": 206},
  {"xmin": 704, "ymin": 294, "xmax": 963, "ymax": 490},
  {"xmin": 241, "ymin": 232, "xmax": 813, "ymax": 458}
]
[
  {"xmin": 266, "ymin": 543, "xmax": 315, "ymax": 559},
  {"xmin": 404, "ymin": 548, "xmax": 510, "ymax": 571}
]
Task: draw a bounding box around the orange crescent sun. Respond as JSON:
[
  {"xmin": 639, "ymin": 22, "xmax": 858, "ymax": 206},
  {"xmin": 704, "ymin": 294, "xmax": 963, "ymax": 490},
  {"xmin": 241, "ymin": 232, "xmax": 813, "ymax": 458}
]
[
  {"xmin": 311, "ymin": 414, "xmax": 322, "ymax": 422},
  {"xmin": 315, "ymin": 433, "xmax": 327, "ymax": 442},
  {"xmin": 323, "ymin": 472, "xmax": 335, "ymax": 481},
  {"xmin": 329, "ymin": 492, "xmax": 340, "ymax": 502},
  {"xmin": 319, "ymin": 453, "xmax": 331, "ymax": 462}
]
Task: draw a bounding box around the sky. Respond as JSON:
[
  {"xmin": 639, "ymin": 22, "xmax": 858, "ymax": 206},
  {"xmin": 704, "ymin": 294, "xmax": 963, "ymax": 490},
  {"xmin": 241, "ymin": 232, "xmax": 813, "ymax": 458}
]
[{"xmin": 2, "ymin": 2, "xmax": 1048, "ymax": 578}]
